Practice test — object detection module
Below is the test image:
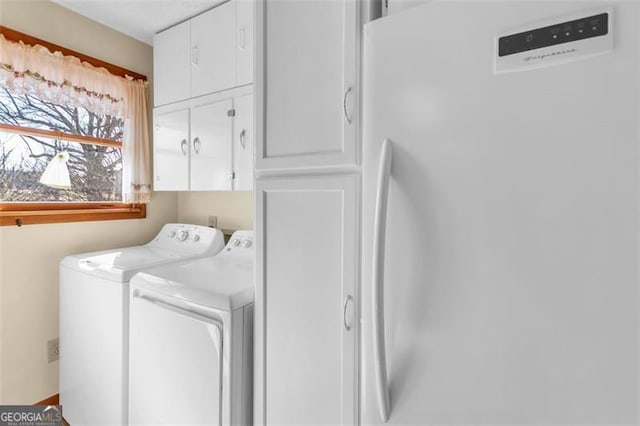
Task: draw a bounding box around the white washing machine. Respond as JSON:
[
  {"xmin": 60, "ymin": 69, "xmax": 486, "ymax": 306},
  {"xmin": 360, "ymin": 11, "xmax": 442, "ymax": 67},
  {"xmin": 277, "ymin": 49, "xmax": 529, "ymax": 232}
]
[
  {"xmin": 128, "ymin": 230, "xmax": 254, "ymax": 426},
  {"xmin": 60, "ymin": 224, "xmax": 226, "ymax": 426}
]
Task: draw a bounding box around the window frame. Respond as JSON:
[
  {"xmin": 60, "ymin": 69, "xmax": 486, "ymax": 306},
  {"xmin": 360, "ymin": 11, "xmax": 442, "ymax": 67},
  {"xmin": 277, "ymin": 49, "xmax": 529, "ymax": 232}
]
[{"xmin": 0, "ymin": 26, "xmax": 148, "ymax": 226}]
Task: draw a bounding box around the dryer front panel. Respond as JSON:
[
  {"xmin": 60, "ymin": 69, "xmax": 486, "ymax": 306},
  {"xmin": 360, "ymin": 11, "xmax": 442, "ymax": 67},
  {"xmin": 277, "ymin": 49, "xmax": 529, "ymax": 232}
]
[{"xmin": 129, "ymin": 294, "xmax": 223, "ymax": 425}]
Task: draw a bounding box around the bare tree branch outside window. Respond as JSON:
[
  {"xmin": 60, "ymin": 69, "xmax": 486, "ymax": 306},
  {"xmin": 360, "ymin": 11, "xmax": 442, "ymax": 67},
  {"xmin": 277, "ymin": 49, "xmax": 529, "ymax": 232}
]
[{"xmin": 0, "ymin": 89, "xmax": 123, "ymax": 202}]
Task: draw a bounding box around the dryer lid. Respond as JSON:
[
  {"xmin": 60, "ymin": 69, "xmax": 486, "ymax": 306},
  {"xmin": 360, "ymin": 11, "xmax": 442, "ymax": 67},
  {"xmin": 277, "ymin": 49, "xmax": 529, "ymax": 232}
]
[{"xmin": 131, "ymin": 255, "xmax": 254, "ymax": 311}]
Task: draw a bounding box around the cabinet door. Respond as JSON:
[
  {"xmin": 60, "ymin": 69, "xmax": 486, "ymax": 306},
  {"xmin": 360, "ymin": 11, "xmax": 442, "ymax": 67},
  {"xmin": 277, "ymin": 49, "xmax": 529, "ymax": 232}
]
[
  {"xmin": 255, "ymin": 174, "xmax": 359, "ymax": 425},
  {"xmin": 236, "ymin": 0, "xmax": 254, "ymax": 86},
  {"xmin": 153, "ymin": 21, "xmax": 190, "ymax": 106},
  {"xmin": 153, "ymin": 108, "xmax": 190, "ymax": 191},
  {"xmin": 191, "ymin": 1, "xmax": 237, "ymax": 98},
  {"xmin": 233, "ymin": 93, "xmax": 254, "ymax": 191},
  {"xmin": 257, "ymin": 0, "xmax": 359, "ymax": 170},
  {"xmin": 190, "ymin": 98, "xmax": 233, "ymax": 191}
]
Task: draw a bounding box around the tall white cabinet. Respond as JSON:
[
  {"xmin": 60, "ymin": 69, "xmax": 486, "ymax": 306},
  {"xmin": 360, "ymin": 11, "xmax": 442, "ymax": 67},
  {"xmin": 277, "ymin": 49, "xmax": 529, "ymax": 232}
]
[{"xmin": 254, "ymin": 1, "xmax": 361, "ymax": 424}]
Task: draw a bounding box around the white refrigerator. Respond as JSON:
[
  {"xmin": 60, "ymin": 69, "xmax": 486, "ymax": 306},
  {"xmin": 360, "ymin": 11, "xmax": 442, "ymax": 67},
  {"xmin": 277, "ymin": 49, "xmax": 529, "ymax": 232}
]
[{"xmin": 362, "ymin": 2, "xmax": 638, "ymax": 424}]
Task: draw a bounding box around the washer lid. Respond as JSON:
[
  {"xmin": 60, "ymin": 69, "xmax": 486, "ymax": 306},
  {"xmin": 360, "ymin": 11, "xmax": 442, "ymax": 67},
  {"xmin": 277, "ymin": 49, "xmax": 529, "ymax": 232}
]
[
  {"xmin": 59, "ymin": 224, "xmax": 226, "ymax": 283},
  {"xmin": 60, "ymin": 246, "xmax": 203, "ymax": 283},
  {"xmin": 131, "ymin": 256, "xmax": 254, "ymax": 311}
]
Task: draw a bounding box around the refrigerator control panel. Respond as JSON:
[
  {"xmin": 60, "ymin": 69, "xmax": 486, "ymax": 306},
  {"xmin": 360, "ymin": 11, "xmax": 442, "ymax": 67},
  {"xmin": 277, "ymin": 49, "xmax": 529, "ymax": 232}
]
[
  {"xmin": 498, "ymin": 13, "xmax": 608, "ymax": 57},
  {"xmin": 495, "ymin": 9, "xmax": 613, "ymax": 74}
]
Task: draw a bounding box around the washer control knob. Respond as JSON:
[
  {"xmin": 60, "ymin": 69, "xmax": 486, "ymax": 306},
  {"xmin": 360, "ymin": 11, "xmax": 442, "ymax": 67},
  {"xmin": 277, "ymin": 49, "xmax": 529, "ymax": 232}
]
[
  {"xmin": 176, "ymin": 230, "xmax": 189, "ymax": 241},
  {"xmin": 242, "ymin": 240, "xmax": 252, "ymax": 248},
  {"xmin": 168, "ymin": 231, "xmax": 176, "ymax": 238},
  {"xmin": 232, "ymin": 239, "xmax": 241, "ymax": 247},
  {"xmin": 191, "ymin": 234, "xmax": 200, "ymax": 242}
]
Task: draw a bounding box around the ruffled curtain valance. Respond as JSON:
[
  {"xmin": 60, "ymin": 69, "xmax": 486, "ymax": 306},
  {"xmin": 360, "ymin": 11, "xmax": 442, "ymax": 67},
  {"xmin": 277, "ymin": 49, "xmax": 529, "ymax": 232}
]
[{"xmin": 0, "ymin": 33, "xmax": 152, "ymax": 203}]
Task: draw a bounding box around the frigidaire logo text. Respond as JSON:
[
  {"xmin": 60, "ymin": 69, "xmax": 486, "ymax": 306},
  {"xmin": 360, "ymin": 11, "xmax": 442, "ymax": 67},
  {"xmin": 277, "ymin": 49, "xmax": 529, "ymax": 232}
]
[{"xmin": 523, "ymin": 48, "xmax": 577, "ymax": 62}]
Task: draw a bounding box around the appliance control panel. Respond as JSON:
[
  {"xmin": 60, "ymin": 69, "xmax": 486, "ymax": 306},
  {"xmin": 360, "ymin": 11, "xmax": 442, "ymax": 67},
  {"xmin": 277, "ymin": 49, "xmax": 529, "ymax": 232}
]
[
  {"xmin": 149, "ymin": 223, "xmax": 225, "ymax": 255},
  {"xmin": 221, "ymin": 230, "xmax": 254, "ymax": 258},
  {"xmin": 498, "ymin": 13, "xmax": 608, "ymax": 57},
  {"xmin": 495, "ymin": 9, "xmax": 613, "ymax": 73}
]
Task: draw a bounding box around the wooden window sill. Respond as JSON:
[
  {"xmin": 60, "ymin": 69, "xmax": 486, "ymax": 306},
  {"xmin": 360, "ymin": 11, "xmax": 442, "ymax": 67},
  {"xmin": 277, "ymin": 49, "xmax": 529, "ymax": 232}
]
[{"xmin": 0, "ymin": 203, "xmax": 146, "ymax": 226}]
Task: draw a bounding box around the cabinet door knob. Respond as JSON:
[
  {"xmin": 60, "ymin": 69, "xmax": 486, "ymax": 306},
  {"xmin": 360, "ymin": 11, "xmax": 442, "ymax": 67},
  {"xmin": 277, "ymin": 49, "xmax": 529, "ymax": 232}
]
[
  {"xmin": 191, "ymin": 45, "xmax": 199, "ymax": 65},
  {"xmin": 240, "ymin": 129, "xmax": 246, "ymax": 149},
  {"xmin": 343, "ymin": 295, "xmax": 354, "ymax": 331},
  {"xmin": 193, "ymin": 137, "xmax": 201, "ymax": 154},
  {"xmin": 239, "ymin": 27, "xmax": 246, "ymax": 51},
  {"xmin": 343, "ymin": 86, "xmax": 353, "ymax": 125},
  {"xmin": 180, "ymin": 139, "xmax": 188, "ymax": 156}
]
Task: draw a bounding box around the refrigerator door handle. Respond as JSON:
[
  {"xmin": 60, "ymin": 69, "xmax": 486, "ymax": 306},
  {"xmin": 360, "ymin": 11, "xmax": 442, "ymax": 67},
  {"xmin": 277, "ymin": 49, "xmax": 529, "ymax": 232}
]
[{"xmin": 372, "ymin": 138, "xmax": 393, "ymax": 422}]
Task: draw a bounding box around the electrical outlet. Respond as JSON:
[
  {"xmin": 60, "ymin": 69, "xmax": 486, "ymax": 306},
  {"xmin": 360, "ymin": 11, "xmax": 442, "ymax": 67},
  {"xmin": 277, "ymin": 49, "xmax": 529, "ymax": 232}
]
[
  {"xmin": 208, "ymin": 215, "xmax": 218, "ymax": 228},
  {"xmin": 47, "ymin": 338, "xmax": 59, "ymax": 363}
]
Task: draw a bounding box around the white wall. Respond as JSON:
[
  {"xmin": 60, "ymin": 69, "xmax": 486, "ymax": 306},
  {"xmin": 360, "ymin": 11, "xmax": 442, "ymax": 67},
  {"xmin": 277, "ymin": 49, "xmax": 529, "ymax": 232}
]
[{"xmin": 0, "ymin": 0, "xmax": 179, "ymax": 404}]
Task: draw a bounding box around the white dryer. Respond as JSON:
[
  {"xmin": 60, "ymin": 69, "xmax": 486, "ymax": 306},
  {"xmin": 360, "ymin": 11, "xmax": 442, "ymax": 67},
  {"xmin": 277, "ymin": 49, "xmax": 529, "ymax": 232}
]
[
  {"xmin": 60, "ymin": 224, "xmax": 225, "ymax": 426},
  {"xmin": 129, "ymin": 230, "xmax": 254, "ymax": 426}
]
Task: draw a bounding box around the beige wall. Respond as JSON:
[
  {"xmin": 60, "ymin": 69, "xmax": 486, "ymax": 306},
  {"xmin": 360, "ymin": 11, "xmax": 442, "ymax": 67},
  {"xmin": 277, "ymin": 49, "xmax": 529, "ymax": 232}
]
[
  {"xmin": 0, "ymin": 200, "xmax": 178, "ymax": 404},
  {"xmin": 178, "ymin": 191, "xmax": 253, "ymax": 231},
  {"xmin": 0, "ymin": 0, "xmax": 180, "ymax": 404}
]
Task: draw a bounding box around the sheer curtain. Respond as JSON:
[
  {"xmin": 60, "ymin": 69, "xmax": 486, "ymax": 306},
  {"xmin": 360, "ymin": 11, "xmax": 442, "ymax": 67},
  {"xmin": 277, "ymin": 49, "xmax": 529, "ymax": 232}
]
[
  {"xmin": 122, "ymin": 79, "xmax": 152, "ymax": 203},
  {"xmin": 0, "ymin": 34, "xmax": 152, "ymax": 203}
]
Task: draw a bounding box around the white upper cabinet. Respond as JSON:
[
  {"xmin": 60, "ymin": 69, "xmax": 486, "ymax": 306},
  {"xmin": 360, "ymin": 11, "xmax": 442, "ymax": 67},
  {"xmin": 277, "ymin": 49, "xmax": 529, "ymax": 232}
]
[
  {"xmin": 190, "ymin": 1, "xmax": 237, "ymax": 98},
  {"xmin": 256, "ymin": 0, "xmax": 359, "ymax": 170},
  {"xmin": 236, "ymin": 0, "xmax": 254, "ymax": 87},
  {"xmin": 153, "ymin": 107, "xmax": 190, "ymax": 191},
  {"xmin": 190, "ymin": 98, "xmax": 234, "ymax": 191},
  {"xmin": 153, "ymin": 88, "xmax": 253, "ymax": 192},
  {"xmin": 152, "ymin": 0, "xmax": 254, "ymax": 192},
  {"xmin": 153, "ymin": 96, "xmax": 233, "ymax": 191},
  {"xmin": 153, "ymin": 0, "xmax": 254, "ymax": 107},
  {"xmin": 153, "ymin": 21, "xmax": 190, "ymax": 107}
]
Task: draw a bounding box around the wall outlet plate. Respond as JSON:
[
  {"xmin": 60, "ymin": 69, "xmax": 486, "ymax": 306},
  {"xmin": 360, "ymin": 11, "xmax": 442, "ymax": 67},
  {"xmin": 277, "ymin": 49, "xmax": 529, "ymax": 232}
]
[
  {"xmin": 47, "ymin": 338, "xmax": 59, "ymax": 363},
  {"xmin": 208, "ymin": 215, "xmax": 218, "ymax": 228}
]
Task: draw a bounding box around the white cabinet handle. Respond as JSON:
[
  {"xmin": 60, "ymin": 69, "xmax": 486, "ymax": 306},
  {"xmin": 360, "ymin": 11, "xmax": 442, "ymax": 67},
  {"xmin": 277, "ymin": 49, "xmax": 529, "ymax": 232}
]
[
  {"xmin": 373, "ymin": 138, "xmax": 393, "ymax": 422},
  {"xmin": 240, "ymin": 129, "xmax": 246, "ymax": 149},
  {"xmin": 193, "ymin": 137, "xmax": 201, "ymax": 154},
  {"xmin": 343, "ymin": 86, "xmax": 353, "ymax": 125},
  {"xmin": 343, "ymin": 295, "xmax": 354, "ymax": 331},
  {"xmin": 192, "ymin": 45, "xmax": 199, "ymax": 65},
  {"xmin": 238, "ymin": 27, "xmax": 246, "ymax": 51},
  {"xmin": 180, "ymin": 139, "xmax": 188, "ymax": 156}
]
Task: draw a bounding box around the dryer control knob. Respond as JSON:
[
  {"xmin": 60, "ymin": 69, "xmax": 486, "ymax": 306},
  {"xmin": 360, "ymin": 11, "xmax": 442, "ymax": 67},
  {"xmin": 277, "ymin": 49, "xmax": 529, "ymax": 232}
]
[
  {"xmin": 176, "ymin": 230, "xmax": 189, "ymax": 241},
  {"xmin": 242, "ymin": 240, "xmax": 252, "ymax": 248},
  {"xmin": 168, "ymin": 231, "xmax": 176, "ymax": 238},
  {"xmin": 191, "ymin": 234, "xmax": 200, "ymax": 242},
  {"xmin": 232, "ymin": 239, "xmax": 241, "ymax": 247}
]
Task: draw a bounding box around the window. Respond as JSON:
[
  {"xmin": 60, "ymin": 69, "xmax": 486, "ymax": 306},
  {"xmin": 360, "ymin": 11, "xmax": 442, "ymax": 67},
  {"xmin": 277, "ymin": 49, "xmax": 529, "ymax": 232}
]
[
  {"xmin": 0, "ymin": 27, "xmax": 150, "ymax": 226},
  {"xmin": 0, "ymin": 90, "xmax": 124, "ymax": 202}
]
